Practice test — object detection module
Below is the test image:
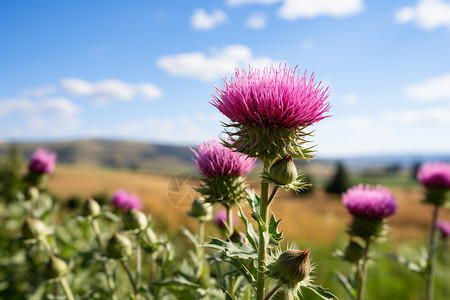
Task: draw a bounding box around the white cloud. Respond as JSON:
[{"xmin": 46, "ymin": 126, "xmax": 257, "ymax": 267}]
[
  {"xmin": 190, "ymin": 8, "xmax": 227, "ymax": 30},
  {"xmin": 403, "ymin": 73, "xmax": 450, "ymax": 102},
  {"xmin": 246, "ymin": 13, "xmax": 267, "ymax": 29},
  {"xmin": 116, "ymin": 113, "xmax": 224, "ymax": 144},
  {"xmin": 342, "ymin": 93, "xmax": 359, "ymax": 104},
  {"xmin": 278, "ymin": 0, "xmax": 364, "ymax": 20},
  {"xmin": 395, "ymin": 0, "xmax": 450, "ymax": 30},
  {"xmin": 60, "ymin": 78, "xmax": 162, "ymax": 104},
  {"xmin": 156, "ymin": 44, "xmax": 276, "ymax": 81},
  {"xmin": 382, "ymin": 106, "xmax": 450, "ymax": 124},
  {"xmin": 227, "ymin": 0, "xmax": 281, "ymax": 6},
  {"xmin": 0, "ymin": 97, "xmax": 82, "ymax": 138},
  {"xmin": 21, "ymin": 85, "xmax": 56, "ymax": 98},
  {"xmin": 0, "ymin": 97, "xmax": 80, "ymax": 116}
]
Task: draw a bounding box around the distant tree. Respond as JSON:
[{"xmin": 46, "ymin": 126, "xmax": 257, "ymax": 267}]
[
  {"xmin": 411, "ymin": 161, "xmax": 421, "ymax": 180},
  {"xmin": 325, "ymin": 162, "xmax": 350, "ymax": 195}
]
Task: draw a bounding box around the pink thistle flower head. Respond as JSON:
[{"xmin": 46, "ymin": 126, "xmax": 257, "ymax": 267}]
[
  {"xmin": 28, "ymin": 148, "xmax": 57, "ymax": 174},
  {"xmin": 343, "ymin": 184, "xmax": 397, "ymax": 219},
  {"xmin": 417, "ymin": 162, "xmax": 450, "ymax": 189},
  {"xmin": 436, "ymin": 220, "xmax": 450, "ymax": 238},
  {"xmin": 214, "ymin": 209, "xmax": 237, "ymax": 228},
  {"xmin": 192, "ymin": 140, "xmax": 256, "ymax": 178},
  {"xmin": 110, "ymin": 190, "xmax": 142, "ymax": 212},
  {"xmin": 212, "ymin": 64, "xmax": 330, "ymax": 128}
]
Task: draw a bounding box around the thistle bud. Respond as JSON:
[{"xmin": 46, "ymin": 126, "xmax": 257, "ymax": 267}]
[
  {"xmin": 344, "ymin": 241, "xmax": 364, "ymax": 262},
  {"xmin": 22, "ymin": 217, "xmax": 47, "ymax": 239},
  {"xmin": 25, "ymin": 186, "xmax": 40, "ymax": 201},
  {"xmin": 276, "ymin": 249, "xmax": 311, "ymax": 284},
  {"xmin": 45, "ymin": 255, "xmax": 69, "ymax": 279},
  {"xmin": 187, "ymin": 197, "xmax": 213, "ymax": 221},
  {"xmin": 81, "ymin": 198, "xmax": 101, "ymax": 217},
  {"xmin": 139, "ymin": 227, "xmax": 158, "ymax": 253},
  {"xmin": 106, "ymin": 233, "xmax": 132, "ymax": 259},
  {"xmin": 123, "ymin": 209, "xmax": 148, "ymax": 231},
  {"xmin": 269, "ymin": 156, "xmax": 297, "ymax": 185}
]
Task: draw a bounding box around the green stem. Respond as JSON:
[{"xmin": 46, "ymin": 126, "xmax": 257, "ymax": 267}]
[
  {"xmin": 90, "ymin": 218, "xmax": 117, "ymax": 298},
  {"xmin": 136, "ymin": 243, "xmax": 142, "ymax": 291},
  {"xmin": 226, "ymin": 206, "xmax": 234, "ymax": 237},
  {"xmin": 196, "ymin": 220, "xmax": 205, "ymax": 278},
  {"xmin": 356, "ymin": 239, "xmax": 371, "ymax": 300},
  {"xmin": 256, "ymin": 160, "xmax": 271, "ymax": 300},
  {"xmin": 149, "ymin": 252, "xmax": 155, "ymax": 285},
  {"xmin": 59, "ymin": 278, "xmax": 75, "ymax": 300},
  {"xmin": 120, "ymin": 260, "xmax": 138, "ymax": 298},
  {"xmin": 265, "ymin": 284, "xmax": 282, "ymax": 300},
  {"xmin": 425, "ymin": 205, "xmax": 440, "ymax": 300}
]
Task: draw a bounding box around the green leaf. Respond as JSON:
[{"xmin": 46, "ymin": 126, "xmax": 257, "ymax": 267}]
[
  {"xmin": 237, "ymin": 207, "xmax": 258, "ymax": 249},
  {"xmin": 268, "ymin": 214, "xmax": 283, "ymax": 247},
  {"xmin": 180, "ymin": 226, "xmax": 199, "ymax": 246},
  {"xmin": 335, "ymin": 271, "xmax": 355, "ymax": 300},
  {"xmin": 385, "ymin": 253, "xmax": 425, "ymax": 275},
  {"xmin": 203, "ymin": 238, "xmax": 257, "ymax": 260},
  {"xmin": 153, "ymin": 275, "xmax": 199, "ymax": 288},
  {"xmin": 247, "ymin": 190, "xmax": 264, "ymax": 228},
  {"xmin": 304, "ymin": 284, "xmax": 339, "ymax": 300}
]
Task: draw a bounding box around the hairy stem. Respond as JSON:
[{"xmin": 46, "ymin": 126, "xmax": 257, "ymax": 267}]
[
  {"xmin": 425, "ymin": 204, "xmax": 440, "ymax": 300},
  {"xmin": 256, "ymin": 160, "xmax": 271, "ymax": 300},
  {"xmin": 265, "ymin": 284, "xmax": 282, "ymax": 300},
  {"xmin": 226, "ymin": 206, "xmax": 234, "ymax": 237},
  {"xmin": 196, "ymin": 220, "xmax": 205, "ymax": 278},
  {"xmin": 136, "ymin": 243, "xmax": 142, "ymax": 291},
  {"xmin": 59, "ymin": 278, "xmax": 75, "ymax": 300},
  {"xmin": 90, "ymin": 218, "xmax": 117, "ymax": 298},
  {"xmin": 356, "ymin": 239, "xmax": 371, "ymax": 300},
  {"xmin": 120, "ymin": 260, "xmax": 138, "ymax": 297}
]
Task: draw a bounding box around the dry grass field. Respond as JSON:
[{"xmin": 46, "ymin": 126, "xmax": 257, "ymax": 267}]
[{"xmin": 48, "ymin": 164, "xmax": 450, "ymax": 246}]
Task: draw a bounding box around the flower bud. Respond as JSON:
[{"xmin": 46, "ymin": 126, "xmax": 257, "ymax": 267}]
[
  {"xmin": 123, "ymin": 209, "xmax": 148, "ymax": 231},
  {"xmin": 22, "ymin": 217, "xmax": 47, "ymax": 239},
  {"xmin": 81, "ymin": 198, "xmax": 101, "ymax": 217},
  {"xmin": 187, "ymin": 197, "xmax": 213, "ymax": 221},
  {"xmin": 139, "ymin": 227, "xmax": 158, "ymax": 253},
  {"xmin": 45, "ymin": 255, "xmax": 69, "ymax": 279},
  {"xmin": 25, "ymin": 186, "xmax": 40, "ymax": 201},
  {"xmin": 269, "ymin": 156, "xmax": 297, "ymax": 185},
  {"xmin": 344, "ymin": 241, "xmax": 364, "ymax": 262},
  {"xmin": 106, "ymin": 233, "xmax": 132, "ymax": 259},
  {"xmin": 276, "ymin": 249, "xmax": 311, "ymax": 284}
]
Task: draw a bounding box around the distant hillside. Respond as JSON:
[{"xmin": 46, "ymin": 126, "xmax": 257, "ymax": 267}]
[
  {"xmin": 0, "ymin": 139, "xmax": 196, "ymax": 174},
  {"xmin": 0, "ymin": 139, "xmax": 448, "ymax": 174}
]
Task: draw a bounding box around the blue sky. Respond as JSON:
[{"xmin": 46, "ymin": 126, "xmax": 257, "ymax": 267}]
[{"xmin": 1, "ymin": 0, "xmax": 450, "ymax": 158}]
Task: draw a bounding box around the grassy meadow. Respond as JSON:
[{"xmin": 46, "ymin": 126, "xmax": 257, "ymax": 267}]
[{"xmin": 47, "ymin": 164, "xmax": 450, "ymax": 299}]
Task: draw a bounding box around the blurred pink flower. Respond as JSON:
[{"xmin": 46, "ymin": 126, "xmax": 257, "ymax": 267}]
[
  {"xmin": 343, "ymin": 184, "xmax": 397, "ymax": 219},
  {"xmin": 417, "ymin": 162, "xmax": 450, "ymax": 189},
  {"xmin": 192, "ymin": 140, "xmax": 255, "ymax": 178},
  {"xmin": 28, "ymin": 148, "xmax": 57, "ymax": 174},
  {"xmin": 212, "ymin": 64, "xmax": 330, "ymax": 128},
  {"xmin": 110, "ymin": 190, "xmax": 142, "ymax": 212},
  {"xmin": 214, "ymin": 209, "xmax": 237, "ymax": 228},
  {"xmin": 436, "ymin": 220, "xmax": 450, "ymax": 238}
]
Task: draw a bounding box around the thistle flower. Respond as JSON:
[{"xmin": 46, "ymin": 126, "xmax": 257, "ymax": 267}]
[
  {"xmin": 110, "ymin": 190, "xmax": 142, "ymax": 212},
  {"xmin": 212, "ymin": 64, "xmax": 330, "ymax": 161},
  {"xmin": 192, "ymin": 141, "xmax": 255, "ymax": 206},
  {"xmin": 123, "ymin": 208, "xmax": 148, "ymax": 231},
  {"xmin": 343, "ymin": 184, "xmax": 397, "ymax": 219},
  {"xmin": 192, "ymin": 140, "xmax": 255, "ymax": 178},
  {"xmin": 81, "ymin": 198, "xmax": 101, "ymax": 217},
  {"xmin": 436, "ymin": 220, "xmax": 450, "ymax": 238},
  {"xmin": 214, "ymin": 209, "xmax": 237, "ymax": 229},
  {"xmin": 417, "ymin": 162, "xmax": 450, "ymax": 189},
  {"xmin": 28, "ymin": 148, "xmax": 57, "ymax": 174},
  {"xmin": 187, "ymin": 197, "xmax": 213, "ymax": 221},
  {"xmin": 343, "ymin": 184, "xmax": 397, "ymax": 240}
]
